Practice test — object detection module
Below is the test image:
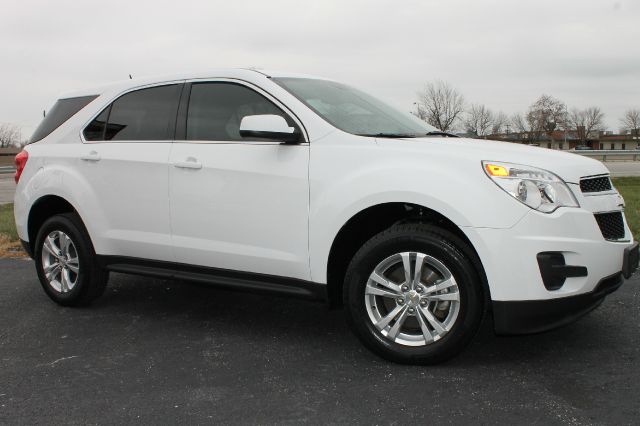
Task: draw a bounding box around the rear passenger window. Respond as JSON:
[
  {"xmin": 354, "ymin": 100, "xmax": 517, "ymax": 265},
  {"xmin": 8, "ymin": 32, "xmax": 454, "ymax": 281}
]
[
  {"xmin": 186, "ymin": 83, "xmax": 296, "ymax": 141},
  {"xmin": 84, "ymin": 85, "xmax": 181, "ymax": 141}
]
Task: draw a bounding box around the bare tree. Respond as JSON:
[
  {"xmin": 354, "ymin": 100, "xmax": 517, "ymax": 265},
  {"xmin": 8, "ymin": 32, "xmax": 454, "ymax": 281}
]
[
  {"xmin": 569, "ymin": 107, "xmax": 605, "ymax": 144},
  {"xmin": 491, "ymin": 111, "xmax": 509, "ymax": 135},
  {"xmin": 0, "ymin": 123, "xmax": 22, "ymax": 148},
  {"xmin": 584, "ymin": 107, "xmax": 605, "ymax": 139},
  {"xmin": 620, "ymin": 108, "xmax": 640, "ymax": 137},
  {"xmin": 526, "ymin": 95, "xmax": 567, "ymax": 141},
  {"xmin": 510, "ymin": 113, "xmax": 531, "ymax": 141},
  {"xmin": 412, "ymin": 103, "xmax": 428, "ymax": 121},
  {"xmin": 569, "ymin": 108, "xmax": 586, "ymax": 140},
  {"xmin": 415, "ymin": 80, "xmax": 465, "ymax": 132},
  {"xmin": 464, "ymin": 104, "xmax": 494, "ymax": 138}
]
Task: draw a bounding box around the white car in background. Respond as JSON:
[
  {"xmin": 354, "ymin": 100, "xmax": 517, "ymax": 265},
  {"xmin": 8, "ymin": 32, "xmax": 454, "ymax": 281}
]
[{"xmin": 13, "ymin": 69, "xmax": 639, "ymax": 364}]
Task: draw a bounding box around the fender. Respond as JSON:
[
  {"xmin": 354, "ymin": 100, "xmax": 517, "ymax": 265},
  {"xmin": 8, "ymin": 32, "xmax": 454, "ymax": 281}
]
[
  {"xmin": 308, "ymin": 138, "xmax": 530, "ymax": 284},
  {"xmin": 16, "ymin": 154, "xmax": 108, "ymax": 253}
]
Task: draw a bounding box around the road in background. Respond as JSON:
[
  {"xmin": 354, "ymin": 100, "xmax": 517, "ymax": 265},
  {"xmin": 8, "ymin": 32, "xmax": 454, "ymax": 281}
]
[
  {"xmin": 0, "ymin": 175, "xmax": 15, "ymax": 205},
  {"xmin": 604, "ymin": 161, "xmax": 640, "ymax": 177},
  {"xmin": 0, "ymin": 258, "xmax": 638, "ymax": 424}
]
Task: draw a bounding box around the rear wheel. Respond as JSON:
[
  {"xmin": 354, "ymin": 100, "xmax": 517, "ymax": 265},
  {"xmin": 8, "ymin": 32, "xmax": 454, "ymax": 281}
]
[
  {"xmin": 34, "ymin": 213, "xmax": 108, "ymax": 306},
  {"xmin": 344, "ymin": 224, "xmax": 484, "ymax": 364}
]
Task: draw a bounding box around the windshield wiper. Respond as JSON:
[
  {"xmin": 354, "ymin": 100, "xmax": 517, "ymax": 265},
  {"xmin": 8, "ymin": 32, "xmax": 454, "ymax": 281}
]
[
  {"xmin": 425, "ymin": 131, "xmax": 459, "ymax": 138},
  {"xmin": 357, "ymin": 133, "xmax": 418, "ymax": 138}
]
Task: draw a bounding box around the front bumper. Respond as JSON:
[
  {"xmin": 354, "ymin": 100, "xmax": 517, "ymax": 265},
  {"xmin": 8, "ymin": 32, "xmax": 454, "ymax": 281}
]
[
  {"xmin": 493, "ymin": 271, "xmax": 624, "ymax": 334},
  {"xmin": 465, "ymin": 207, "xmax": 635, "ymax": 302},
  {"xmin": 463, "ymin": 203, "xmax": 637, "ymax": 335}
]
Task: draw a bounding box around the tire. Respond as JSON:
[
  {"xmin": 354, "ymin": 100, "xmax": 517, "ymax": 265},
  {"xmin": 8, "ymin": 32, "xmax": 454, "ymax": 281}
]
[
  {"xmin": 343, "ymin": 223, "xmax": 484, "ymax": 365},
  {"xmin": 34, "ymin": 213, "xmax": 108, "ymax": 306}
]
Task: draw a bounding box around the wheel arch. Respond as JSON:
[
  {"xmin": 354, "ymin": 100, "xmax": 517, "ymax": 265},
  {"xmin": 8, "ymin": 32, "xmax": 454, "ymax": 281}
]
[
  {"xmin": 325, "ymin": 202, "xmax": 490, "ymax": 308},
  {"xmin": 26, "ymin": 195, "xmax": 82, "ymax": 257}
]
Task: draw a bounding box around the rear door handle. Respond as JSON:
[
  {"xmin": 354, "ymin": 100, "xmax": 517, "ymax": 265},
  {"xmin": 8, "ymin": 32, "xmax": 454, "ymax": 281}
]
[
  {"xmin": 173, "ymin": 157, "xmax": 202, "ymax": 170},
  {"xmin": 80, "ymin": 151, "xmax": 101, "ymax": 162}
]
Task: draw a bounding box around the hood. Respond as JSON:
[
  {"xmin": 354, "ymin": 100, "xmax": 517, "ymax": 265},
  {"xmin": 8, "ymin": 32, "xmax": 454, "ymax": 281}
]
[{"xmin": 387, "ymin": 137, "xmax": 608, "ymax": 184}]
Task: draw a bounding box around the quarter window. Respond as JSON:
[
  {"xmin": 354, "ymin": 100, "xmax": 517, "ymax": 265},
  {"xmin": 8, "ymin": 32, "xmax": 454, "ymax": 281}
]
[
  {"xmin": 31, "ymin": 95, "xmax": 97, "ymax": 143},
  {"xmin": 84, "ymin": 85, "xmax": 181, "ymax": 141},
  {"xmin": 83, "ymin": 107, "xmax": 109, "ymax": 141},
  {"xmin": 186, "ymin": 82, "xmax": 296, "ymax": 141}
]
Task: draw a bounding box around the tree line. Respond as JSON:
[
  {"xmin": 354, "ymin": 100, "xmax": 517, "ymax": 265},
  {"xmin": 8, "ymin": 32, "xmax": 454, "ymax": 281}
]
[
  {"xmin": 414, "ymin": 80, "xmax": 640, "ymax": 143},
  {"xmin": 0, "ymin": 123, "xmax": 24, "ymax": 148}
]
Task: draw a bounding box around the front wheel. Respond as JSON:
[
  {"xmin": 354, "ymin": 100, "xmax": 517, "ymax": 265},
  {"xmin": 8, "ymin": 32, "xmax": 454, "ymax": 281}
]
[
  {"xmin": 34, "ymin": 213, "xmax": 108, "ymax": 306},
  {"xmin": 343, "ymin": 224, "xmax": 485, "ymax": 365}
]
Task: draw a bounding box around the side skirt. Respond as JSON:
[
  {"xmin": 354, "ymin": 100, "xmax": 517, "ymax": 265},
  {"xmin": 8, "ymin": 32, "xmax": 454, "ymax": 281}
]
[{"xmin": 97, "ymin": 256, "xmax": 327, "ymax": 302}]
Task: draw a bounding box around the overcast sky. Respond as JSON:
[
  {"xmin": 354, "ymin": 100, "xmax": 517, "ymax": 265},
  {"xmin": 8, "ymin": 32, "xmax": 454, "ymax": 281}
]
[{"xmin": 1, "ymin": 0, "xmax": 639, "ymax": 139}]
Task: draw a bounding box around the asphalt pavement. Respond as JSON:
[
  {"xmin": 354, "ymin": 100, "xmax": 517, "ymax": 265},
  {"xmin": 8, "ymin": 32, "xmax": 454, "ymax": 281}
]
[{"xmin": 0, "ymin": 258, "xmax": 638, "ymax": 425}]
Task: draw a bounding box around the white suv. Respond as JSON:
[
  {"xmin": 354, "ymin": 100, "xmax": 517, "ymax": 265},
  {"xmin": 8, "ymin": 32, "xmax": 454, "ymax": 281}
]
[{"xmin": 14, "ymin": 69, "xmax": 639, "ymax": 364}]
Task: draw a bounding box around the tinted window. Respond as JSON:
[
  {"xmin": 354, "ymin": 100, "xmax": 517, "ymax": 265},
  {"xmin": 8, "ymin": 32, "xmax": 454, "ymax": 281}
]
[
  {"xmin": 83, "ymin": 106, "xmax": 109, "ymax": 141},
  {"xmin": 84, "ymin": 85, "xmax": 180, "ymax": 141},
  {"xmin": 30, "ymin": 95, "xmax": 97, "ymax": 143},
  {"xmin": 186, "ymin": 83, "xmax": 294, "ymax": 141}
]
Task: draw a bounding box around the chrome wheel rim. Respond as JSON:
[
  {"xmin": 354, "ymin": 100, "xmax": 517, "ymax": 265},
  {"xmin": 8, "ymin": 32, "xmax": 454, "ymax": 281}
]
[
  {"xmin": 41, "ymin": 231, "xmax": 80, "ymax": 293},
  {"xmin": 365, "ymin": 252, "xmax": 460, "ymax": 347}
]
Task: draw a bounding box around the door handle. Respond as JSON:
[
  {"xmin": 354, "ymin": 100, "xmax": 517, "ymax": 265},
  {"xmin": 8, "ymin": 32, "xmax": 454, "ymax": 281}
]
[
  {"xmin": 80, "ymin": 151, "xmax": 101, "ymax": 162},
  {"xmin": 173, "ymin": 157, "xmax": 202, "ymax": 170}
]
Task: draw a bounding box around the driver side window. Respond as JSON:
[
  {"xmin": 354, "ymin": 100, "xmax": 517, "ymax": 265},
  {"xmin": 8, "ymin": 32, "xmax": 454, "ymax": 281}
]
[{"xmin": 186, "ymin": 82, "xmax": 297, "ymax": 141}]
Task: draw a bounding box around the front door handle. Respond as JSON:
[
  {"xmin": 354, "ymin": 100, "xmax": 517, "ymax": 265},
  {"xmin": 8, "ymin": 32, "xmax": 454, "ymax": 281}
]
[
  {"xmin": 173, "ymin": 157, "xmax": 202, "ymax": 170},
  {"xmin": 80, "ymin": 151, "xmax": 101, "ymax": 162}
]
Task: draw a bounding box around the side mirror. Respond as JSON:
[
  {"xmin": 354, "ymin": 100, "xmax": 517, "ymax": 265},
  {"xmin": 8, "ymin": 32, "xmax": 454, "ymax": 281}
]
[{"xmin": 239, "ymin": 114, "xmax": 301, "ymax": 143}]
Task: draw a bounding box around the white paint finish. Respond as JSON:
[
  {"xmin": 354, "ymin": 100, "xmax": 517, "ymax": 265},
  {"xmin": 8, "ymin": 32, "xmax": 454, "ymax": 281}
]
[
  {"xmin": 305, "ymin": 133, "xmax": 612, "ymax": 284},
  {"xmin": 75, "ymin": 142, "xmax": 174, "ymax": 260},
  {"xmin": 169, "ymin": 141, "xmax": 310, "ymax": 279},
  {"xmin": 14, "ymin": 69, "xmax": 637, "ymax": 307},
  {"xmin": 15, "ymin": 141, "xmax": 174, "ymax": 261},
  {"xmin": 467, "ymin": 206, "xmax": 631, "ymax": 301}
]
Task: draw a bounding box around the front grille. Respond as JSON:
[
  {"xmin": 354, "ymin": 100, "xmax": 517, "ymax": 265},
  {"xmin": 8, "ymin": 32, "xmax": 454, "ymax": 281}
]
[
  {"xmin": 580, "ymin": 176, "xmax": 612, "ymax": 193},
  {"xmin": 594, "ymin": 212, "xmax": 625, "ymax": 240}
]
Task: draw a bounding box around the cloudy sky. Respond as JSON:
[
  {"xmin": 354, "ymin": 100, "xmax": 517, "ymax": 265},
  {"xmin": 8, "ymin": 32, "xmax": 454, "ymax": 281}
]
[{"xmin": 1, "ymin": 0, "xmax": 639, "ymax": 139}]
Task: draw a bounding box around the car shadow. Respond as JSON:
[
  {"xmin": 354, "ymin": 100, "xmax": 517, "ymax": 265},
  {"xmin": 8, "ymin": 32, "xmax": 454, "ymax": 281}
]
[{"xmin": 91, "ymin": 272, "xmax": 627, "ymax": 369}]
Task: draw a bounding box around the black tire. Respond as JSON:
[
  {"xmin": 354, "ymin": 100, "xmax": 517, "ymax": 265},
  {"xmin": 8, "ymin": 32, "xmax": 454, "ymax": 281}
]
[
  {"xmin": 343, "ymin": 223, "xmax": 484, "ymax": 365},
  {"xmin": 34, "ymin": 213, "xmax": 108, "ymax": 306}
]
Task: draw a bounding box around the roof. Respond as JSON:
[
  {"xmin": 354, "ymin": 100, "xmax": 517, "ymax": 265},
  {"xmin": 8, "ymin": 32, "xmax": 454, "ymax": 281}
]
[{"xmin": 59, "ymin": 68, "xmax": 329, "ymax": 99}]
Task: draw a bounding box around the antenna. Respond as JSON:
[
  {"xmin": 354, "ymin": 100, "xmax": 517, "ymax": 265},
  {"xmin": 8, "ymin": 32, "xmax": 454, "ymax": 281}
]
[
  {"xmin": 43, "ymin": 110, "xmax": 46, "ymax": 118},
  {"xmin": 129, "ymin": 74, "xmax": 132, "ymax": 79}
]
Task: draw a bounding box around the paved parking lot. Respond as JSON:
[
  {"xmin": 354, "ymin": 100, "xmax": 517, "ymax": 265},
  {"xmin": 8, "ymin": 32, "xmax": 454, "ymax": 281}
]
[{"xmin": 0, "ymin": 258, "xmax": 638, "ymax": 424}]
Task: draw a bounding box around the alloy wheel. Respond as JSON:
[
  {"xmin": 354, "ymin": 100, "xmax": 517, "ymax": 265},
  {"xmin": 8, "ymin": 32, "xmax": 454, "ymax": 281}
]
[
  {"xmin": 41, "ymin": 230, "xmax": 80, "ymax": 293},
  {"xmin": 364, "ymin": 251, "xmax": 460, "ymax": 346}
]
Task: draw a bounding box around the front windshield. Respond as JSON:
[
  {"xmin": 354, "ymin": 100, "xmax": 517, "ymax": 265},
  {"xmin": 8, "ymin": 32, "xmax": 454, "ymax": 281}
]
[{"xmin": 273, "ymin": 78, "xmax": 440, "ymax": 137}]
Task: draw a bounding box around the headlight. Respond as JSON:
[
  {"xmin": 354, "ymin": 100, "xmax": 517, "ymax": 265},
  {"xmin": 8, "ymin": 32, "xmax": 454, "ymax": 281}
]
[{"xmin": 482, "ymin": 161, "xmax": 579, "ymax": 213}]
